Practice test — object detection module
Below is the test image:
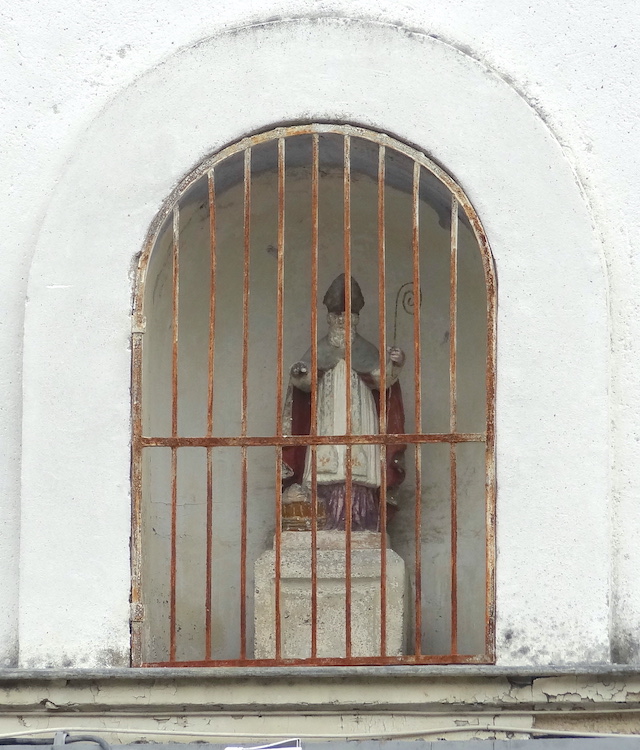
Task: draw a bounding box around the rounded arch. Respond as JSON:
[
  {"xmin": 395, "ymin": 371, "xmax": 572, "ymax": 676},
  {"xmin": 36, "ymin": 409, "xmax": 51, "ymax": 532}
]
[
  {"xmin": 20, "ymin": 18, "xmax": 608, "ymax": 667},
  {"xmin": 133, "ymin": 123, "xmax": 497, "ymax": 324}
]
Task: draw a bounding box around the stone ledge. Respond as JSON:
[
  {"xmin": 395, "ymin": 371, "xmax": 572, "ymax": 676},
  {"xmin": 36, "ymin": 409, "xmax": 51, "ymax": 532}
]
[
  {"xmin": 0, "ymin": 665, "xmax": 639, "ymax": 714},
  {"xmin": 0, "ymin": 667, "xmax": 638, "ymax": 742},
  {"xmin": 1, "ymin": 665, "xmax": 640, "ymax": 682}
]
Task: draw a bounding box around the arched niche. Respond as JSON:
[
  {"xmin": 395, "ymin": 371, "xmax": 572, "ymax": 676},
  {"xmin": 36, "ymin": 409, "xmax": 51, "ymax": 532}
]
[
  {"xmin": 133, "ymin": 124, "xmax": 495, "ymax": 664},
  {"xmin": 20, "ymin": 19, "xmax": 608, "ymax": 668}
]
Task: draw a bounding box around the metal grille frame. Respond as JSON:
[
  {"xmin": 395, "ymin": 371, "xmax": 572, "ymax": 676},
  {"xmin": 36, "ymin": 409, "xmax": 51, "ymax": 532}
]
[{"xmin": 130, "ymin": 123, "xmax": 497, "ymax": 668}]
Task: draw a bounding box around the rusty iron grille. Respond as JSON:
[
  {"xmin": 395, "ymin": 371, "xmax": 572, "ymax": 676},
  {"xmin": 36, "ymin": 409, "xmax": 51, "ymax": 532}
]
[{"xmin": 131, "ymin": 123, "xmax": 497, "ymax": 667}]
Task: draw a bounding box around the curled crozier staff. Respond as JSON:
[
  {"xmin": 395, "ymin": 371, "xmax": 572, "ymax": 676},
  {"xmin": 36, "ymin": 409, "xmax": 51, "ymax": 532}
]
[{"xmin": 282, "ymin": 274, "xmax": 406, "ymax": 531}]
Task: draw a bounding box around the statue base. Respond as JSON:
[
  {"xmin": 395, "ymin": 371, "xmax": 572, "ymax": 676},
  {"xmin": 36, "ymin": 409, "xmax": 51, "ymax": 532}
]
[{"xmin": 254, "ymin": 531, "xmax": 406, "ymax": 659}]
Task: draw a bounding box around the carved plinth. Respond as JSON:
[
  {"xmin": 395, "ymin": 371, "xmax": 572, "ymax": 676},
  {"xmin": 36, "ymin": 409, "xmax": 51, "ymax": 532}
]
[{"xmin": 254, "ymin": 531, "xmax": 406, "ymax": 659}]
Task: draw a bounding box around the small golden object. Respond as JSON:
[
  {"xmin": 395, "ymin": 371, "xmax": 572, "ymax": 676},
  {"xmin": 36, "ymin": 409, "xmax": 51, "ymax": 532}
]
[{"xmin": 282, "ymin": 498, "xmax": 326, "ymax": 531}]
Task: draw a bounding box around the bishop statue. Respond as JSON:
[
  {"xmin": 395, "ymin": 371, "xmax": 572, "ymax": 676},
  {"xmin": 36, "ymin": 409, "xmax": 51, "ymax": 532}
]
[{"xmin": 282, "ymin": 274, "xmax": 406, "ymax": 531}]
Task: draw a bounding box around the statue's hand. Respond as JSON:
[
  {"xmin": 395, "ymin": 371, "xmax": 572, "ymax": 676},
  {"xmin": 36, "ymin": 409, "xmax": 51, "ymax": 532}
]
[
  {"xmin": 290, "ymin": 361, "xmax": 309, "ymax": 379},
  {"xmin": 387, "ymin": 346, "xmax": 406, "ymax": 367}
]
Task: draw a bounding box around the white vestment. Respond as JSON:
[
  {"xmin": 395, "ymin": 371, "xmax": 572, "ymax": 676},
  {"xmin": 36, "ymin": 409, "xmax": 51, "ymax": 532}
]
[{"xmin": 302, "ymin": 358, "xmax": 381, "ymax": 488}]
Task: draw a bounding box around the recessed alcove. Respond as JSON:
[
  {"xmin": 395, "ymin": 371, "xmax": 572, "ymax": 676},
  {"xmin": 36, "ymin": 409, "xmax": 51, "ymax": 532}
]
[{"xmin": 138, "ymin": 128, "xmax": 491, "ymax": 664}]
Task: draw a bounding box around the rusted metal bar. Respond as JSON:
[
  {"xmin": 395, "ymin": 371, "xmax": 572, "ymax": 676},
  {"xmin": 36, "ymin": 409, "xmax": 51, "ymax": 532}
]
[
  {"xmin": 240, "ymin": 147, "xmax": 251, "ymax": 660},
  {"xmin": 276, "ymin": 141, "xmax": 285, "ymax": 432},
  {"xmin": 205, "ymin": 487, "xmax": 214, "ymax": 662},
  {"xmin": 205, "ymin": 170, "xmax": 217, "ymax": 661},
  {"xmin": 170, "ymin": 206, "xmax": 180, "ymax": 663},
  {"xmin": 141, "ymin": 432, "xmax": 486, "ymax": 448},
  {"xmin": 207, "ymin": 171, "xmax": 217, "ymax": 435},
  {"xmin": 205, "ymin": 449, "xmax": 213, "ymax": 661},
  {"xmin": 274, "ymin": 137, "xmax": 286, "ymax": 661},
  {"xmin": 172, "ymin": 206, "xmax": 180, "ymax": 438},
  {"xmin": 242, "ymin": 148, "xmax": 251, "ymax": 436},
  {"xmin": 130, "ymin": 329, "xmax": 144, "ymax": 667},
  {"xmin": 449, "ymin": 196, "xmax": 459, "ymax": 656},
  {"xmin": 377, "ymin": 144, "xmax": 387, "ymax": 657},
  {"xmin": 275, "ymin": 446, "xmax": 283, "ymax": 660},
  {"xmin": 483, "ymin": 247, "xmax": 498, "ymax": 663},
  {"xmin": 412, "ymin": 161, "xmax": 423, "ymax": 657},
  {"xmin": 310, "ymin": 133, "xmax": 320, "ymax": 659},
  {"xmin": 343, "ymin": 134, "xmax": 353, "ymax": 659},
  {"xmin": 144, "ymin": 652, "xmax": 493, "ymax": 668}
]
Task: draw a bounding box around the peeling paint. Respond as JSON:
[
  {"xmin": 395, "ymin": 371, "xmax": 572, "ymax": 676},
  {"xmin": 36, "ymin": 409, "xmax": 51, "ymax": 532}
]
[{"xmin": 0, "ymin": 670, "xmax": 639, "ymax": 739}]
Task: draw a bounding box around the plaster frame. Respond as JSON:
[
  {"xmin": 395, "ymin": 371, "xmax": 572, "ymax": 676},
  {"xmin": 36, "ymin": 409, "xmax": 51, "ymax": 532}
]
[{"xmin": 21, "ymin": 17, "xmax": 608, "ymax": 667}]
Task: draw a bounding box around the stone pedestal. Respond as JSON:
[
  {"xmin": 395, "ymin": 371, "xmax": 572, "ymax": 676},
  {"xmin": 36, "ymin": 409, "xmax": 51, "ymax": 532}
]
[{"xmin": 254, "ymin": 531, "xmax": 406, "ymax": 659}]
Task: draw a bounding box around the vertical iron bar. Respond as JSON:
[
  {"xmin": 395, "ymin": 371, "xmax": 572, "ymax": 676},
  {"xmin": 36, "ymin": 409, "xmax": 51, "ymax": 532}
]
[
  {"xmin": 274, "ymin": 137, "xmax": 286, "ymax": 661},
  {"xmin": 484, "ymin": 240, "xmax": 498, "ymax": 661},
  {"xmin": 205, "ymin": 170, "xmax": 217, "ymax": 661},
  {"xmin": 343, "ymin": 134, "xmax": 352, "ymax": 659},
  {"xmin": 412, "ymin": 162, "xmax": 423, "ymax": 657},
  {"xmin": 130, "ymin": 329, "xmax": 144, "ymax": 666},
  {"xmin": 240, "ymin": 147, "xmax": 251, "ymax": 661},
  {"xmin": 485, "ymin": 386, "xmax": 496, "ymax": 659},
  {"xmin": 449, "ymin": 196, "xmax": 459, "ymax": 655},
  {"xmin": 170, "ymin": 205, "xmax": 180, "ymax": 662},
  {"xmin": 377, "ymin": 145, "xmax": 388, "ymax": 657},
  {"xmin": 310, "ymin": 134, "xmax": 320, "ymax": 659}
]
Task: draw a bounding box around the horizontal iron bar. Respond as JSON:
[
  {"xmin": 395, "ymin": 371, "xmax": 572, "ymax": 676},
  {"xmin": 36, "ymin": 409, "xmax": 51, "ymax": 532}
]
[
  {"xmin": 140, "ymin": 433, "xmax": 486, "ymax": 448},
  {"xmin": 143, "ymin": 654, "xmax": 493, "ymax": 668}
]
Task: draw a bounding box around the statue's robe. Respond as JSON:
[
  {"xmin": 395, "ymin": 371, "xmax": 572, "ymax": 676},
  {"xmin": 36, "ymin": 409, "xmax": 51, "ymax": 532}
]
[{"xmin": 282, "ymin": 333, "xmax": 406, "ymax": 529}]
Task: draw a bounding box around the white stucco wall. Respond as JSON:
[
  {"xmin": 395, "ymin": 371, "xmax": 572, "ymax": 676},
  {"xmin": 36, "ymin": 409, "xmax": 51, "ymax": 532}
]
[{"xmin": 3, "ymin": 0, "xmax": 640, "ymax": 668}]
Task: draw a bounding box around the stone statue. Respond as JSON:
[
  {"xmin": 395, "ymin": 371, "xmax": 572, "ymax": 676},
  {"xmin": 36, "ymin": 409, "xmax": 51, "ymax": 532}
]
[{"xmin": 282, "ymin": 274, "xmax": 406, "ymax": 531}]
